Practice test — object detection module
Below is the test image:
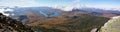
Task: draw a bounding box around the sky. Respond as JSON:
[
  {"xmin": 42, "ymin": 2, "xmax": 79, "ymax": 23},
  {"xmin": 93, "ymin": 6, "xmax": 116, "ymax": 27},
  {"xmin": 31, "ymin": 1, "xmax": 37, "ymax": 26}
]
[{"xmin": 0, "ymin": 0, "xmax": 120, "ymax": 10}]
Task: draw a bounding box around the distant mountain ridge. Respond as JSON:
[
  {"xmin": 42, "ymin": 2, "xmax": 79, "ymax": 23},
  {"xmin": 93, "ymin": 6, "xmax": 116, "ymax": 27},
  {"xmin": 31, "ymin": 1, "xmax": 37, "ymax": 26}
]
[{"xmin": 0, "ymin": 6, "xmax": 120, "ymax": 17}]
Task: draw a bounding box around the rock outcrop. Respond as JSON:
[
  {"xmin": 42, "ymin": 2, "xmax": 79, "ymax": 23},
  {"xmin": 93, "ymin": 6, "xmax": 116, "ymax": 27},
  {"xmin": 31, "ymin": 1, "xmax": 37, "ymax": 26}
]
[
  {"xmin": 0, "ymin": 13, "xmax": 33, "ymax": 32},
  {"xmin": 99, "ymin": 16, "xmax": 120, "ymax": 32}
]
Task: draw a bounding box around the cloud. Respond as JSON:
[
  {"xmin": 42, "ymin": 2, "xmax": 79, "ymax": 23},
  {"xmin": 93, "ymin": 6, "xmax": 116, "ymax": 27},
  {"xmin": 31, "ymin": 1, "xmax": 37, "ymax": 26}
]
[
  {"xmin": 0, "ymin": 8, "xmax": 14, "ymax": 16},
  {"xmin": 0, "ymin": 0, "xmax": 42, "ymax": 7},
  {"xmin": 62, "ymin": 0, "xmax": 81, "ymax": 11},
  {"xmin": 51, "ymin": 0, "xmax": 81, "ymax": 11},
  {"xmin": 61, "ymin": 4, "xmax": 81, "ymax": 11},
  {"xmin": 62, "ymin": 6, "xmax": 74, "ymax": 11}
]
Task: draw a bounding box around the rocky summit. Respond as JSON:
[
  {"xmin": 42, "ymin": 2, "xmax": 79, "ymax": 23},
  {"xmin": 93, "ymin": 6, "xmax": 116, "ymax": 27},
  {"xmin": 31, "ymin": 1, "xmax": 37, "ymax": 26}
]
[{"xmin": 0, "ymin": 13, "xmax": 33, "ymax": 32}]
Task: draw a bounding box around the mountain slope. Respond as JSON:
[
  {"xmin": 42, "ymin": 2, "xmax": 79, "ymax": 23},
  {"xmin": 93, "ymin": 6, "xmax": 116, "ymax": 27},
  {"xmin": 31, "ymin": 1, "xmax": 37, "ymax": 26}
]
[{"xmin": 28, "ymin": 14, "xmax": 109, "ymax": 32}]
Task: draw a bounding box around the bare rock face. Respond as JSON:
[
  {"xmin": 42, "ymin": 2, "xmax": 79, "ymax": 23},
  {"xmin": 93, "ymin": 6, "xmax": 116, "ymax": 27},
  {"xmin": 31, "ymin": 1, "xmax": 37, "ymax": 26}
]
[
  {"xmin": 99, "ymin": 16, "xmax": 120, "ymax": 32},
  {"xmin": 0, "ymin": 13, "xmax": 33, "ymax": 32}
]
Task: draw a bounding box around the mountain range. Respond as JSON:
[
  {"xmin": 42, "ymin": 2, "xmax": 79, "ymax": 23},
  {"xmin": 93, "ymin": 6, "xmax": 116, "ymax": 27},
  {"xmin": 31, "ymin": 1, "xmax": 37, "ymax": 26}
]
[
  {"xmin": 0, "ymin": 6, "xmax": 120, "ymax": 32},
  {"xmin": 0, "ymin": 6, "xmax": 120, "ymax": 24}
]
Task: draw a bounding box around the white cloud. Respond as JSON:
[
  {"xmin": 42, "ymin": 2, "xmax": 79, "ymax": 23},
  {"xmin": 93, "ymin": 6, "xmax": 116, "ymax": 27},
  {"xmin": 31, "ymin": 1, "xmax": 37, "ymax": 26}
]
[
  {"xmin": 52, "ymin": 4, "xmax": 81, "ymax": 11},
  {"xmin": 61, "ymin": 0, "xmax": 81, "ymax": 11},
  {"xmin": 62, "ymin": 5, "xmax": 74, "ymax": 11},
  {"xmin": 0, "ymin": 0, "xmax": 42, "ymax": 7},
  {"xmin": 61, "ymin": 4, "xmax": 81, "ymax": 11},
  {"xmin": 0, "ymin": 8, "xmax": 14, "ymax": 16},
  {"xmin": 51, "ymin": 0, "xmax": 81, "ymax": 11},
  {"xmin": 0, "ymin": 6, "xmax": 14, "ymax": 16}
]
